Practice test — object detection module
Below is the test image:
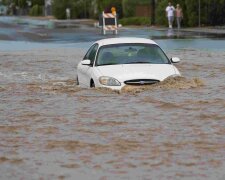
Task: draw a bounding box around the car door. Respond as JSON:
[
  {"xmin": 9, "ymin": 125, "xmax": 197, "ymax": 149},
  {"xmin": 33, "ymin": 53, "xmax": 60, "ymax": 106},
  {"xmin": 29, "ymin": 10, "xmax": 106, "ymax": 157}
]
[{"xmin": 78, "ymin": 43, "xmax": 99, "ymax": 87}]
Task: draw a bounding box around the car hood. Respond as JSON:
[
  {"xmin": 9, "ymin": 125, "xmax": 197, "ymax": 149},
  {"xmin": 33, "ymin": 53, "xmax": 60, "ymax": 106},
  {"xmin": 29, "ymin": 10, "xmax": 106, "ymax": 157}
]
[{"xmin": 95, "ymin": 64, "xmax": 178, "ymax": 82}]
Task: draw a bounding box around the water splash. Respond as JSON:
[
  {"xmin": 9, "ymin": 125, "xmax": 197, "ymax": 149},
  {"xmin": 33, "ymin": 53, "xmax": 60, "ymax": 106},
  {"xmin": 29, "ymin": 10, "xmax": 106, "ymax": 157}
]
[{"xmin": 121, "ymin": 76, "xmax": 204, "ymax": 94}]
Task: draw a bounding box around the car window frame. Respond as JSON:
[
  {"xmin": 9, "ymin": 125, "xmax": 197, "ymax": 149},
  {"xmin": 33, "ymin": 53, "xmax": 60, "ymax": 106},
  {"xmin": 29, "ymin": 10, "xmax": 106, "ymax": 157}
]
[{"xmin": 83, "ymin": 43, "xmax": 99, "ymax": 65}]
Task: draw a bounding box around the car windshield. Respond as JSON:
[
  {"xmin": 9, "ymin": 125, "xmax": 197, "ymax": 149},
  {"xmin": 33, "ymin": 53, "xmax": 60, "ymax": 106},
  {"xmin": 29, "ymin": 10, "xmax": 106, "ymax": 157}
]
[{"xmin": 95, "ymin": 43, "xmax": 170, "ymax": 66}]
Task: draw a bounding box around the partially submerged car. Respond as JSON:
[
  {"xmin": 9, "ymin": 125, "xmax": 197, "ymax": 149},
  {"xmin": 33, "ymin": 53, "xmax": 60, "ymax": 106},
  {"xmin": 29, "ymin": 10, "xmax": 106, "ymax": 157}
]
[{"xmin": 77, "ymin": 38, "xmax": 181, "ymax": 90}]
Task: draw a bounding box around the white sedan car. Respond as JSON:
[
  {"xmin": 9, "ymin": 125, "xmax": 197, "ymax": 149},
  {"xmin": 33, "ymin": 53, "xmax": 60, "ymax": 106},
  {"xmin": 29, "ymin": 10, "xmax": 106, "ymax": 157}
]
[{"xmin": 77, "ymin": 38, "xmax": 181, "ymax": 90}]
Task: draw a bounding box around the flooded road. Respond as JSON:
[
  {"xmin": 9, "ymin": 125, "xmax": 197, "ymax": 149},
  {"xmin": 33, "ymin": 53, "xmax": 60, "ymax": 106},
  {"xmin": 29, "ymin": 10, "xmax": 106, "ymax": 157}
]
[
  {"xmin": 0, "ymin": 16, "xmax": 225, "ymax": 179},
  {"xmin": 0, "ymin": 48, "xmax": 225, "ymax": 180}
]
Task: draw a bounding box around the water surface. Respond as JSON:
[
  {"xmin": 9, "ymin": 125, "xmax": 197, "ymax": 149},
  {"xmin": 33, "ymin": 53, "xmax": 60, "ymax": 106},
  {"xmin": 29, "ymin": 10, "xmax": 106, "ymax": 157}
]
[{"xmin": 0, "ymin": 48, "xmax": 224, "ymax": 179}]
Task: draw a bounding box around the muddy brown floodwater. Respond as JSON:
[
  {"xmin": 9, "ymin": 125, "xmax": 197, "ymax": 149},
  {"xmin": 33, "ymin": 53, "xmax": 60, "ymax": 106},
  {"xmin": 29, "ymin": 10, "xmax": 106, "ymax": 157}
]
[{"xmin": 0, "ymin": 48, "xmax": 225, "ymax": 180}]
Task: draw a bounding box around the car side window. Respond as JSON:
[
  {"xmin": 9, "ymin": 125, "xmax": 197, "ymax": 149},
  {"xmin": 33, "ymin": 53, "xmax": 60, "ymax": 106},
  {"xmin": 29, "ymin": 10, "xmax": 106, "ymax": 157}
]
[{"xmin": 83, "ymin": 44, "xmax": 99, "ymax": 64}]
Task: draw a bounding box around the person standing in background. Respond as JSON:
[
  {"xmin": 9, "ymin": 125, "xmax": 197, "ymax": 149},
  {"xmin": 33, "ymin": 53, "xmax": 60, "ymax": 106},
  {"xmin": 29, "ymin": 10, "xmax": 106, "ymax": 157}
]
[
  {"xmin": 165, "ymin": 2, "xmax": 175, "ymax": 28},
  {"xmin": 66, "ymin": 8, "xmax": 71, "ymax": 20},
  {"xmin": 175, "ymin": 4, "xmax": 183, "ymax": 29}
]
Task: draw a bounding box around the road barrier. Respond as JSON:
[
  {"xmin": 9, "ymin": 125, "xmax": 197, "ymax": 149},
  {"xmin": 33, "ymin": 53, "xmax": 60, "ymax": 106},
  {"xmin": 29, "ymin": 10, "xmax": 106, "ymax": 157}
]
[{"xmin": 100, "ymin": 11, "xmax": 118, "ymax": 35}]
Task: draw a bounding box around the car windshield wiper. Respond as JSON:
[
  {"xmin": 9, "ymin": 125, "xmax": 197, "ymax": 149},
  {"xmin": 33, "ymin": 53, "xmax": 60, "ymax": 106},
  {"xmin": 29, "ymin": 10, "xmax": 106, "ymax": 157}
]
[
  {"xmin": 97, "ymin": 63, "xmax": 118, "ymax": 66},
  {"xmin": 125, "ymin": 61, "xmax": 151, "ymax": 64}
]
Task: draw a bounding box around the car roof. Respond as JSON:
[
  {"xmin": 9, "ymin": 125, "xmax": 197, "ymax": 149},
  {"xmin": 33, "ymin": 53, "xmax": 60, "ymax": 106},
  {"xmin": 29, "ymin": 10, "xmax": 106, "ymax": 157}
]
[{"xmin": 95, "ymin": 37, "xmax": 158, "ymax": 47}]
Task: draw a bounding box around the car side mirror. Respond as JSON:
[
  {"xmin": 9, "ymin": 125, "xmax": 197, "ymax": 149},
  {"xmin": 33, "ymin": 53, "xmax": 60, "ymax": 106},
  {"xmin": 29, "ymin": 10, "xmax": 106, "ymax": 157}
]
[
  {"xmin": 171, "ymin": 57, "xmax": 180, "ymax": 63},
  {"xmin": 81, "ymin": 59, "xmax": 91, "ymax": 65}
]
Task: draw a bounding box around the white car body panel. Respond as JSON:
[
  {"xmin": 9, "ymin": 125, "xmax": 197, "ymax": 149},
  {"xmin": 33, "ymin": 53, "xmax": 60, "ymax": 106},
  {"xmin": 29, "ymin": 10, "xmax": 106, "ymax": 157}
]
[{"xmin": 95, "ymin": 64, "xmax": 179, "ymax": 87}]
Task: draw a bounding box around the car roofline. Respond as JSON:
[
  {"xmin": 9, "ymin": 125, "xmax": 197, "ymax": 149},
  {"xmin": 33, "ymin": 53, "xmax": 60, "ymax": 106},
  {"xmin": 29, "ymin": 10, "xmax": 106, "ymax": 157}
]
[{"xmin": 95, "ymin": 37, "xmax": 158, "ymax": 47}]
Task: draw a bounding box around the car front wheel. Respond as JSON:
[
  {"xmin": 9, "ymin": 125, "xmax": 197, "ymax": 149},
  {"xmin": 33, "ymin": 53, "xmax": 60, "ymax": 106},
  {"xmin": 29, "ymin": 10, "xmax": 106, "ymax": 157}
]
[
  {"xmin": 90, "ymin": 80, "xmax": 95, "ymax": 88},
  {"xmin": 76, "ymin": 76, "xmax": 79, "ymax": 85}
]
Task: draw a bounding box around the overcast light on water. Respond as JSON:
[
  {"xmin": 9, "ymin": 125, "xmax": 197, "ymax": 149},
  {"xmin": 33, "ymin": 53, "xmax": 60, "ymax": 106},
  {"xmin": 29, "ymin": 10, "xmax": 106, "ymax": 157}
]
[{"xmin": 0, "ymin": 17, "xmax": 225, "ymax": 180}]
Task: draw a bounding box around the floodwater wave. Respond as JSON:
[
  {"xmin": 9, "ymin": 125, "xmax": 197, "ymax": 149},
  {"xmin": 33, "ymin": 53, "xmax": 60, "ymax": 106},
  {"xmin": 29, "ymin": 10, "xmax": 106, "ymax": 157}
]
[
  {"xmin": 121, "ymin": 76, "xmax": 204, "ymax": 94},
  {"xmin": 23, "ymin": 76, "xmax": 205, "ymax": 95}
]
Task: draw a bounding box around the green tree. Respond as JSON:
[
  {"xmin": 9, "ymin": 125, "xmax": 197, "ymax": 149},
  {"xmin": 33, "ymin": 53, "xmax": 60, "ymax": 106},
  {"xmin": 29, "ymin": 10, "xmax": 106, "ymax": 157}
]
[
  {"xmin": 1, "ymin": 0, "xmax": 11, "ymax": 5},
  {"xmin": 52, "ymin": 0, "xmax": 103, "ymax": 19},
  {"xmin": 31, "ymin": 0, "xmax": 44, "ymax": 6},
  {"xmin": 206, "ymin": 0, "xmax": 225, "ymax": 25},
  {"xmin": 71, "ymin": 0, "xmax": 93, "ymax": 18},
  {"xmin": 18, "ymin": 0, "xmax": 27, "ymax": 8},
  {"xmin": 12, "ymin": 0, "xmax": 19, "ymax": 6},
  {"xmin": 122, "ymin": 0, "xmax": 149, "ymax": 17},
  {"xmin": 52, "ymin": 0, "xmax": 73, "ymax": 19},
  {"xmin": 185, "ymin": 0, "xmax": 202, "ymax": 26},
  {"xmin": 155, "ymin": 0, "xmax": 167, "ymax": 26},
  {"xmin": 29, "ymin": 4, "xmax": 43, "ymax": 16}
]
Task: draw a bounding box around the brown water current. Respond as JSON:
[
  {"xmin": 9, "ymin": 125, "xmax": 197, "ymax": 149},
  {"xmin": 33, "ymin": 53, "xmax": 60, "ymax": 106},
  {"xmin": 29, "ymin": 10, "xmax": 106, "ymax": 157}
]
[{"xmin": 0, "ymin": 49, "xmax": 225, "ymax": 180}]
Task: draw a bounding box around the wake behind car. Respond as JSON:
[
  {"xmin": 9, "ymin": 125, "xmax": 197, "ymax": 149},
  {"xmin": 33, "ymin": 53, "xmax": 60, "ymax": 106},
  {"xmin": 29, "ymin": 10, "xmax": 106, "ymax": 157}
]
[{"xmin": 77, "ymin": 38, "xmax": 181, "ymax": 90}]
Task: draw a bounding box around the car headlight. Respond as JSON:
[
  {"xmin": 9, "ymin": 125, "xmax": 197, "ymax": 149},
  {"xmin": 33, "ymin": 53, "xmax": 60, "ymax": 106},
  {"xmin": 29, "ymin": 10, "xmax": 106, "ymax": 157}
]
[{"xmin": 99, "ymin": 76, "xmax": 121, "ymax": 86}]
